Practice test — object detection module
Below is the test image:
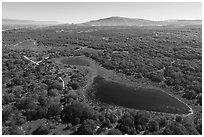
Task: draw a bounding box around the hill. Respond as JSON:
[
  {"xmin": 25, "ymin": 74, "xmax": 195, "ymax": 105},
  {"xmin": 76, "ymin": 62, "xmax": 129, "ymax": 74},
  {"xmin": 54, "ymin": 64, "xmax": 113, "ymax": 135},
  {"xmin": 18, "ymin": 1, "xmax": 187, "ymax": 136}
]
[{"xmin": 81, "ymin": 16, "xmax": 201, "ymax": 26}]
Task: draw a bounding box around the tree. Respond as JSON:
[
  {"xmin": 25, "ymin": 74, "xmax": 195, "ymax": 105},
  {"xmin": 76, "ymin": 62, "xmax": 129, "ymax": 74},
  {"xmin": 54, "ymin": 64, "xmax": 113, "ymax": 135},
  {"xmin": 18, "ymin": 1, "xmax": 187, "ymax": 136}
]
[
  {"xmin": 61, "ymin": 100, "xmax": 98, "ymax": 124},
  {"xmin": 163, "ymin": 122, "xmax": 188, "ymax": 135},
  {"xmin": 38, "ymin": 94, "xmax": 48, "ymax": 107},
  {"xmin": 175, "ymin": 116, "xmax": 182, "ymax": 123},
  {"xmin": 68, "ymin": 81, "xmax": 80, "ymax": 90},
  {"xmin": 165, "ymin": 77, "xmax": 175, "ymax": 86},
  {"xmin": 16, "ymin": 97, "xmax": 37, "ymax": 110},
  {"xmin": 148, "ymin": 72, "xmax": 163, "ymax": 83},
  {"xmin": 108, "ymin": 129, "xmax": 122, "ymax": 135},
  {"xmin": 158, "ymin": 117, "xmax": 168, "ymax": 128},
  {"xmin": 134, "ymin": 111, "xmax": 150, "ymax": 126},
  {"xmin": 48, "ymin": 89, "xmax": 58, "ymax": 97},
  {"xmin": 183, "ymin": 90, "xmax": 197, "ymax": 100},
  {"xmin": 117, "ymin": 112, "xmax": 135, "ymax": 134},
  {"xmin": 2, "ymin": 93, "xmax": 15, "ymax": 105},
  {"xmin": 109, "ymin": 113, "xmax": 118, "ymax": 123},
  {"xmin": 101, "ymin": 118, "xmax": 111, "ymax": 128},
  {"xmin": 196, "ymin": 93, "xmax": 202, "ymax": 106},
  {"xmin": 196, "ymin": 123, "xmax": 202, "ymax": 134},
  {"xmin": 47, "ymin": 103, "xmax": 62, "ymax": 118},
  {"xmin": 147, "ymin": 120, "xmax": 159, "ymax": 132},
  {"xmin": 8, "ymin": 125, "xmax": 25, "ymax": 135},
  {"xmin": 36, "ymin": 107, "xmax": 48, "ymax": 119},
  {"xmin": 77, "ymin": 119, "xmax": 97, "ymax": 135},
  {"xmin": 2, "ymin": 106, "xmax": 14, "ymax": 123},
  {"xmin": 32, "ymin": 123, "xmax": 50, "ymax": 135},
  {"xmin": 11, "ymin": 77, "xmax": 24, "ymax": 86}
]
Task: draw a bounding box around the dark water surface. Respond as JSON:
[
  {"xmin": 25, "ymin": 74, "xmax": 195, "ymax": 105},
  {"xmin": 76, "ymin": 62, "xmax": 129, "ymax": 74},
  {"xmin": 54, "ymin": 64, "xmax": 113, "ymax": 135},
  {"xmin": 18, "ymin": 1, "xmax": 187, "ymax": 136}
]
[
  {"xmin": 93, "ymin": 76, "xmax": 190, "ymax": 114},
  {"xmin": 61, "ymin": 57, "xmax": 90, "ymax": 66}
]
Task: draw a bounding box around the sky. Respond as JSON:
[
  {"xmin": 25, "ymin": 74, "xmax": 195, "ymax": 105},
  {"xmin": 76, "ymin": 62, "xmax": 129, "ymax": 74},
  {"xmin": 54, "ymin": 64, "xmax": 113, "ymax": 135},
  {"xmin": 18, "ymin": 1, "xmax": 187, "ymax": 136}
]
[{"xmin": 2, "ymin": 2, "xmax": 202, "ymax": 23}]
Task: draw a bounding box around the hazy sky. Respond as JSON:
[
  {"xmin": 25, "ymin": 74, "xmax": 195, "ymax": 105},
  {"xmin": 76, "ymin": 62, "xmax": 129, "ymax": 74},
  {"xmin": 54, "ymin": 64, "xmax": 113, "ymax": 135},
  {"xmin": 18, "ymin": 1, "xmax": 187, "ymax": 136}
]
[{"xmin": 2, "ymin": 2, "xmax": 202, "ymax": 23}]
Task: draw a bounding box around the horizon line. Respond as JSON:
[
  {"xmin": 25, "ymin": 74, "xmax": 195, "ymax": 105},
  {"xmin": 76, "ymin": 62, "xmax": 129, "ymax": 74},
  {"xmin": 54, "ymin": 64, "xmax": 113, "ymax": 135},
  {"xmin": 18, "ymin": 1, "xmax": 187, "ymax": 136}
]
[{"xmin": 2, "ymin": 16, "xmax": 202, "ymax": 24}]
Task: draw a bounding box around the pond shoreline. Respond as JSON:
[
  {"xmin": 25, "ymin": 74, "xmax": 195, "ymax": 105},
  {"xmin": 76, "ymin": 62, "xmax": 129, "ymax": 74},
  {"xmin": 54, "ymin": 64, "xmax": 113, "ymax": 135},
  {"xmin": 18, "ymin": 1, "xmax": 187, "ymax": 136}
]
[{"xmin": 56, "ymin": 55, "xmax": 194, "ymax": 117}]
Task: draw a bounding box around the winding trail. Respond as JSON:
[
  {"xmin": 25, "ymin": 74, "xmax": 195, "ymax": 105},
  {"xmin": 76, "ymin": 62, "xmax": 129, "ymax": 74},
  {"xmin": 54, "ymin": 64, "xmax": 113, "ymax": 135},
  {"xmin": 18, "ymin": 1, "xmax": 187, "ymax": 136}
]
[
  {"xmin": 13, "ymin": 39, "xmax": 36, "ymax": 47},
  {"xmin": 59, "ymin": 77, "xmax": 65, "ymax": 89},
  {"xmin": 20, "ymin": 45, "xmax": 194, "ymax": 117},
  {"xmin": 23, "ymin": 55, "xmax": 49, "ymax": 66}
]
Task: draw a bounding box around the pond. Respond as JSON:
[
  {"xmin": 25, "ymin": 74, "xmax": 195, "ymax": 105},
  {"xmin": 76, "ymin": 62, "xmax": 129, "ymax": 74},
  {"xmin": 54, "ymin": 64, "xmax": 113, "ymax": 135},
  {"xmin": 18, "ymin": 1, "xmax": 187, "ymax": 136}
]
[
  {"xmin": 92, "ymin": 76, "xmax": 191, "ymax": 115},
  {"xmin": 60, "ymin": 57, "xmax": 90, "ymax": 66}
]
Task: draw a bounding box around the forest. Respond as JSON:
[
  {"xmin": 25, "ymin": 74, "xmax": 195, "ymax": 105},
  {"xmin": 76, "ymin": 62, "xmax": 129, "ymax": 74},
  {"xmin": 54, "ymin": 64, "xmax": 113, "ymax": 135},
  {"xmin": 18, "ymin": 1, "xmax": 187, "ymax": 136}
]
[{"xmin": 2, "ymin": 25, "xmax": 202, "ymax": 135}]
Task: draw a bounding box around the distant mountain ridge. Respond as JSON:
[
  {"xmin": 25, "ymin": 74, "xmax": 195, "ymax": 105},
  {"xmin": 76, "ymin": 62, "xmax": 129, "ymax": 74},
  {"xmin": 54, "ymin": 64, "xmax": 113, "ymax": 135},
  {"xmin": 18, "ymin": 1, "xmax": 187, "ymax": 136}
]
[
  {"xmin": 81, "ymin": 16, "xmax": 202, "ymax": 26},
  {"xmin": 3, "ymin": 19, "xmax": 59, "ymax": 25},
  {"xmin": 2, "ymin": 19, "xmax": 61, "ymax": 31},
  {"xmin": 2, "ymin": 17, "xmax": 202, "ymax": 31}
]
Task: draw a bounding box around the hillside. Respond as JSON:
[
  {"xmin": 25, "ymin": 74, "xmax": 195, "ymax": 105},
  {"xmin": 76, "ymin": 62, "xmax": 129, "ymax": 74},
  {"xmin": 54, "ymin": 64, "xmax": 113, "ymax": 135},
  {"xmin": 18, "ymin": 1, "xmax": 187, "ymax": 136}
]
[{"xmin": 81, "ymin": 16, "xmax": 202, "ymax": 26}]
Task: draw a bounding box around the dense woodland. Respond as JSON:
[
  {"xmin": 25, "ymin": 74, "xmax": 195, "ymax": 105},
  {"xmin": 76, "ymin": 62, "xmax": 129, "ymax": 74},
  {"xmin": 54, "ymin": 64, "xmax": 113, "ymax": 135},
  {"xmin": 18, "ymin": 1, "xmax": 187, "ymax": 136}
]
[{"xmin": 2, "ymin": 25, "xmax": 202, "ymax": 135}]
